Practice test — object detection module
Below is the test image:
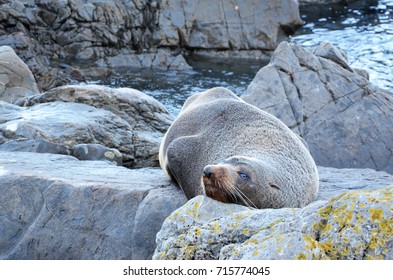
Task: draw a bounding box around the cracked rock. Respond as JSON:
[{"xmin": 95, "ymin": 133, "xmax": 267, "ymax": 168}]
[
  {"xmin": 0, "ymin": 151, "xmax": 186, "ymax": 259},
  {"xmin": 0, "ymin": 96, "xmax": 167, "ymax": 168},
  {"xmin": 242, "ymin": 42, "xmax": 393, "ymax": 174},
  {"xmin": 1, "ymin": 52, "xmax": 174, "ymax": 168},
  {"xmin": 0, "ymin": 0, "xmax": 302, "ymax": 90}
]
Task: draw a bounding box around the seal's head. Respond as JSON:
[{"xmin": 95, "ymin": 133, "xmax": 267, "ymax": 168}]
[{"xmin": 202, "ymin": 156, "xmax": 283, "ymax": 209}]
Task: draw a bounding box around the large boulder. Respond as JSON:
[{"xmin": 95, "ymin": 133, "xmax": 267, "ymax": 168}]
[
  {"xmin": 12, "ymin": 84, "xmax": 174, "ymax": 168},
  {"xmin": 0, "ymin": 46, "xmax": 40, "ymax": 103},
  {"xmin": 0, "ymin": 0, "xmax": 303, "ymax": 90},
  {"xmin": 154, "ymin": 167, "xmax": 393, "ymax": 259},
  {"xmin": 242, "ymin": 42, "xmax": 393, "ymax": 174},
  {"xmin": 0, "ymin": 151, "xmax": 186, "ymax": 260},
  {"xmin": 0, "ymin": 47, "xmax": 174, "ymax": 168},
  {"xmin": 16, "ymin": 84, "xmax": 174, "ymax": 134},
  {"xmin": 0, "ymin": 97, "xmax": 165, "ymax": 168}
]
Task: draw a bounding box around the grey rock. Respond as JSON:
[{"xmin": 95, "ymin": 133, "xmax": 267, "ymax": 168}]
[
  {"xmin": 0, "ymin": 0, "xmax": 302, "ymax": 90},
  {"xmin": 154, "ymin": 167, "xmax": 393, "ymax": 260},
  {"xmin": 0, "ymin": 46, "xmax": 40, "ymax": 103},
  {"xmin": 2, "ymin": 149, "xmax": 392, "ymax": 260},
  {"xmin": 0, "ymin": 100, "xmax": 158, "ymax": 168},
  {"xmin": 16, "ymin": 84, "xmax": 174, "ymax": 133},
  {"xmin": 316, "ymin": 166, "xmax": 393, "ymax": 201},
  {"xmin": 13, "ymin": 84, "xmax": 175, "ymax": 167},
  {"xmin": 72, "ymin": 144, "xmax": 122, "ymax": 166},
  {"xmin": 299, "ymin": 0, "xmax": 354, "ymax": 4},
  {"xmin": 156, "ymin": 0, "xmax": 303, "ymax": 51},
  {"xmin": 242, "ymin": 42, "xmax": 393, "ymax": 174},
  {"xmin": 0, "ymin": 151, "xmax": 186, "ymax": 260}
]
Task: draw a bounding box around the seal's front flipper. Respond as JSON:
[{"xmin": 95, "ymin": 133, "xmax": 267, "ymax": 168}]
[{"xmin": 166, "ymin": 135, "xmax": 205, "ymax": 199}]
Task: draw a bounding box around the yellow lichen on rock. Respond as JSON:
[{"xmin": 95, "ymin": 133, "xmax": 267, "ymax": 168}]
[
  {"xmin": 153, "ymin": 186, "xmax": 393, "ymax": 260},
  {"xmin": 104, "ymin": 151, "xmax": 115, "ymax": 159},
  {"xmin": 300, "ymin": 186, "xmax": 393, "ymax": 260},
  {"xmin": 369, "ymin": 208, "xmax": 383, "ymax": 222},
  {"xmin": 295, "ymin": 253, "xmax": 307, "ymax": 260}
]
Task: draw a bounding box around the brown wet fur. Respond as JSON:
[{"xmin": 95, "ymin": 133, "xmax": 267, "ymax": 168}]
[{"xmin": 203, "ymin": 164, "xmax": 238, "ymax": 204}]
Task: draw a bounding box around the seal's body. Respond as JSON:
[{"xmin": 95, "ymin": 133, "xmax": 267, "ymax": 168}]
[{"xmin": 159, "ymin": 87, "xmax": 318, "ymax": 209}]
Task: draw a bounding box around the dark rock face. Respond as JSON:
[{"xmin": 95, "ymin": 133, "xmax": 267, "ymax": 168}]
[
  {"xmin": 155, "ymin": 0, "xmax": 303, "ymax": 51},
  {"xmin": 0, "ymin": 151, "xmax": 186, "ymax": 260},
  {"xmin": 0, "ymin": 0, "xmax": 303, "ymax": 90},
  {"xmin": 242, "ymin": 42, "xmax": 393, "ymax": 174}
]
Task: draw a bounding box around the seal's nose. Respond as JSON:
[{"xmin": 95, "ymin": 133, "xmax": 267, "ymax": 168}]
[{"xmin": 203, "ymin": 166, "xmax": 213, "ymax": 178}]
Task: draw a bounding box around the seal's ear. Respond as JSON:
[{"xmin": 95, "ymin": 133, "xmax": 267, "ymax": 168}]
[{"xmin": 296, "ymin": 134, "xmax": 309, "ymax": 150}]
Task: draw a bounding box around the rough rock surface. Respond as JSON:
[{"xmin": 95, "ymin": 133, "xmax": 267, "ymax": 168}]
[
  {"xmin": 0, "ymin": 0, "xmax": 302, "ymax": 90},
  {"xmin": 0, "ymin": 151, "xmax": 186, "ymax": 260},
  {"xmin": 2, "ymin": 150, "xmax": 392, "ymax": 260},
  {"xmin": 0, "ymin": 101, "xmax": 130, "ymax": 162},
  {"xmin": 242, "ymin": 42, "xmax": 393, "ymax": 174},
  {"xmin": 0, "ymin": 46, "xmax": 39, "ymax": 103},
  {"xmin": 155, "ymin": 0, "xmax": 302, "ymax": 51},
  {"xmin": 154, "ymin": 169, "xmax": 393, "ymax": 259},
  {"xmin": 72, "ymin": 143, "xmax": 123, "ymax": 166},
  {"xmin": 15, "ymin": 84, "xmax": 174, "ymax": 134},
  {"xmin": 299, "ymin": 0, "xmax": 353, "ymax": 4},
  {"xmin": 0, "ymin": 98, "xmax": 163, "ymax": 168}
]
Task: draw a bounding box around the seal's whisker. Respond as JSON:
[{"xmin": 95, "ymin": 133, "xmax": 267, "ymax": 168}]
[
  {"xmin": 216, "ymin": 180, "xmax": 233, "ymax": 202},
  {"xmin": 221, "ymin": 175, "xmax": 238, "ymax": 202},
  {"xmin": 233, "ymin": 187, "xmax": 257, "ymax": 208}
]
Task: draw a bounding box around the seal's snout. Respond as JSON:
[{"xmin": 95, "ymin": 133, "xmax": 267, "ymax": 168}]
[
  {"xmin": 202, "ymin": 164, "xmax": 234, "ymax": 204},
  {"xmin": 203, "ymin": 165, "xmax": 213, "ymax": 178}
]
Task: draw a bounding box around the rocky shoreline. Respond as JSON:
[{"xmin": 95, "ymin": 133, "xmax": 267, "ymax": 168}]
[
  {"xmin": 1, "ymin": 0, "xmax": 393, "ymax": 260},
  {"xmin": 0, "ymin": 0, "xmax": 303, "ymax": 91},
  {"xmin": 1, "ymin": 151, "xmax": 392, "ymax": 260},
  {"xmin": 2, "ymin": 41, "xmax": 393, "ymax": 259}
]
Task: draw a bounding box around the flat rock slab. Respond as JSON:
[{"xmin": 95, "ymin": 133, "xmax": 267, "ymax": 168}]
[{"xmin": 0, "ymin": 151, "xmax": 186, "ymax": 260}]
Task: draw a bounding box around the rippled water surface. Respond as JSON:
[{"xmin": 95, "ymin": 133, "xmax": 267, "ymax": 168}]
[
  {"xmin": 292, "ymin": 0, "xmax": 393, "ymax": 93},
  {"xmin": 91, "ymin": 0, "xmax": 393, "ymax": 115},
  {"xmin": 91, "ymin": 59, "xmax": 265, "ymax": 115}
]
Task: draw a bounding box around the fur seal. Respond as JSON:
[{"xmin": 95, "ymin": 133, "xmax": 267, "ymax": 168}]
[{"xmin": 159, "ymin": 87, "xmax": 319, "ymax": 209}]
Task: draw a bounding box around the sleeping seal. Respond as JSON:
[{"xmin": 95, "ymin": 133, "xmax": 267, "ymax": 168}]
[{"xmin": 159, "ymin": 87, "xmax": 318, "ymax": 209}]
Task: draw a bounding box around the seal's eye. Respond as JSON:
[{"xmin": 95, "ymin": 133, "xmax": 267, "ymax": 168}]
[{"xmin": 238, "ymin": 172, "xmax": 249, "ymax": 180}]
